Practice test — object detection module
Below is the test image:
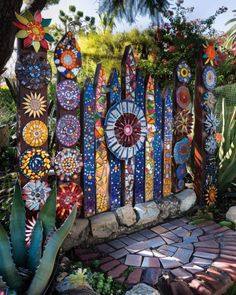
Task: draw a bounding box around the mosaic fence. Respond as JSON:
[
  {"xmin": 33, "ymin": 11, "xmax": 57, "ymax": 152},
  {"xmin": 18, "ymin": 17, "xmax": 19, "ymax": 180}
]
[{"xmin": 14, "ymin": 14, "xmax": 218, "ymax": 220}]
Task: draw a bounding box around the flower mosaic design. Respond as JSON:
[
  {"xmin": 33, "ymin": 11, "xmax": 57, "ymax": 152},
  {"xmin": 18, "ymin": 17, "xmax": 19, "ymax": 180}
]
[
  {"xmin": 174, "ymin": 110, "xmax": 193, "ymax": 136},
  {"xmin": 56, "ymin": 80, "xmax": 80, "ymax": 110},
  {"xmin": 105, "ymin": 100, "xmax": 147, "ymax": 160},
  {"xmin": 174, "ymin": 137, "xmax": 191, "ymax": 165},
  {"xmin": 204, "ymin": 111, "xmax": 219, "ymax": 135},
  {"xmin": 53, "ymin": 148, "xmax": 83, "ymax": 181},
  {"xmin": 205, "ymin": 184, "xmax": 218, "ymax": 206},
  {"xmin": 202, "ymin": 91, "xmax": 217, "ymax": 111},
  {"xmin": 205, "ymin": 135, "xmax": 217, "ymax": 155},
  {"xmin": 19, "ymin": 148, "xmax": 51, "ymax": 179},
  {"xmin": 23, "ymin": 120, "xmax": 48, "ymax": 147},
  {"xmin": 22, "ymin": 180, "xmax": 51, "ymax": 211},
  {"xmin": 56, "ymin": 115, "xmax": 80, "ymax": 147},
  {"xmin": 203, "ymin": 41, "xmax": 222, "ymax": 66},
  {"xmin": 202, "ymin": 66, "xmax": 217, "ymax": 91},
  {"xmin": 176, "ymin": 86, "xmax": 191, "ymax": 109},
  {"xmin": 177, "ymin": 61, "xmax": 191, "ymax": 84},
  {"xmin": 15, "ymin": 52, "xmax": 51, "ymax": 90},
  {"xmin": 14, "ymin": 10, "xmax": 54, "ymax": 52},
  {"xmin": 54, "ymin": 31, "xmax": 82, "ymax": 79},
  {"xmin": 23, "ymin": 92, "xmax": 47, "ymax": 118},
  {"xmin": 56, "ymin": 182, "xmax": 83, "ymax": 220}
]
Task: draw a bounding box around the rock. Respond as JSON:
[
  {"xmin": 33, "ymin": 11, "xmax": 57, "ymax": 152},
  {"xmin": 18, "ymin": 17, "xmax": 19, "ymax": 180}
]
[
  {"xmin": 125, "ymin": 283, "xmax": 160, "ymax": 295},
  {"xmin": 134, "ymin": 201, "xmax": 160, "ymax": 225},
  {"xmin": 62, "ymin": 219, "xmax": 90, "ymax": 251},
  {"xmin": 157, "ymin": 196, "xmax": 180, "ymax": 219},
  {"xmin": 142, "ymin": 268, "xmax": 161, "ymax": 286},
  {"xmin": 226, "ymin": 206, "xmax": 236, "ymax": 223},
  {"xmin": 90, "ymin": 212, "xmax": 119, "ymax": 239},
  {"xmin": 175, "ymin": 189, "xmax": 196, "ymax": 212},
  {"xmin": 116, "ymin": 204, "xmax": 137, "ymax": 227}
]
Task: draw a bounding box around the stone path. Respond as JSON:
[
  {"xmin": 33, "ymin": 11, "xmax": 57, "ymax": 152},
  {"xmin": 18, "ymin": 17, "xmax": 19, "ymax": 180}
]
[{"xmin": 75, "ymin": 218, "xmax": 236, "ymax": 295}]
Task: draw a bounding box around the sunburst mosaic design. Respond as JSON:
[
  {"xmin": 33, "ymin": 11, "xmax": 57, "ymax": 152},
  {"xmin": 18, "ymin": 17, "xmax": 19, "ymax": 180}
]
[
  {"xmin": 174, "ymin": 110, "xmax": 193, "ymax": 136},
  {"xmin": 19, "ymin": 148, "xmax": 51, "ymax": 179},
  {"xmin": 23, "ymin": 120, "xmax": 48, "ymax": 147},
  {"xmin": 204, "ymin": 111, "xmax": 219, "ymax": 135},
  {"xmin": 205, "ymin": 184, "xmax": 218, "ymax": 206},
  {"xmin": 23, "ymin": 92, "xmax": 47, "ymax": 118},
  {"xmin": 205, "ymin": 135, "xmax": 217, "ymax": 155},
  {"xmin": 202, "ymin": 91, "xmax": 217, "ymax": 111}
]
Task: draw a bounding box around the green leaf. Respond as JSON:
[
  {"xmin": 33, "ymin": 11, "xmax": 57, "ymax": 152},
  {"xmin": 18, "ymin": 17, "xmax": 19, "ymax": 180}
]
[
  {"xmin": 39, "ymin": 186, "xmax": 56, "ymax": 237},
  {"xmin": 44, "ymin": 33, "xmax": 54, "ymax": 42},
  {"xmin": 27, "ymin": 205, "xmax": 77, "ymax": 295},
  {"xmin": 219, "ymin": 220, "xmax": 234, "ymax": 227},
  {"xmin": 22, "ymin": 11, "xmax": 34, "ymax": 22},
  {"xmin": 27, "ymin": 220, "xmax": 43, "ymax": 273},
  {"xmin": 15, "ymin": 12, "xmax": 29, "ymax": 25},
  {"xmin": 16, "ymin": 30, "xmax": 28, "ymax": 39},
  {"xmin": 10, "ymin": 182, "xmax": 26, "ymax": 267},
  {"xmin": 41, "ymin": 18, "xmax": 52, "ymax": 27},
  {"xmin": 0, "ymin": 224, "xmax": 23, "ymax": 290},
  {"xmin": 32, "ymin": 41, "xmax": 40, "ymax": 53}
]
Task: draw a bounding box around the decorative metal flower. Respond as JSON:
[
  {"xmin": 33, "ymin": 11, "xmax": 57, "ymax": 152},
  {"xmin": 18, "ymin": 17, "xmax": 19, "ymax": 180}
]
[
  {"xmin": 202, "ymin": 91, "xmax": 217, "ymax": 111},
  {"xmin": 23, "ymin": 92, "xmax": 47, "ymax": 118},
  {"xmin": 205, "ymin": 185, "xmax": 217, "ymax": 206},
  {"xmin": 174, "ymin": 110, "xmax": 193, "ymax": 136},
  {"xmin": 203, "ymin": 41, "xmax": 220, "ymax": 66},
  {"xmin": 25, "ymin": 215, "xmax": 37, "ymax": 247},
  {"xmin": 215, "ymin": 132, "xmax": 223, "ymax": 143},
  {"xmin": 19, "ymin": 148, "xmax": 51, "ymax": 179},
  {"xmin": 176, "ymin": 163, "xmax": 187, "ymax": 179},
  {"xmin": 174, "ymin": 137, "xmax": 191, "ymax": 164},
  {"xmin": 22, "ymin": 180, "xmax": 51, "ymax": 211},
  {"xmin": 177, "ymin": 61, "xmax": 191, "ymax": 84},
  {"xmin": 56, "ymin": 80, "xmax": 80, "ymax": 110},
  {"xmin": 176, "ymin": 86, "xmax": 191, "ymax": 109},
  {"xmin": 204, "ymin": 111, "xmax": 219, "ymax": 134},
  {"xmin": 105, "ymin": 100, "xmax": 147, "ymax": 160},
  {"xmin": 23, "ymin": 120, "xmax": 48, "ymax": 147},
  {"xmin": 202, "ymin": 66, "xmax": 217, "ymax": 91},
  {"xmin": 53, "ymin": 148, "xmax": 83, "ymax": 181},
  {"xmin": 15, "ymin": 52, "xmax": 51, "ymax": 90},
  {"xmin": 56, "ymin": 115, "xmax": 81, "ymax": 147},
  {"xmin": 57, "ymin": 182, "xmax": 83, "ymax": 220},
  {"xmin": 54, "ymin": 31, "xmax": 82, "ymax": 79},
  {"xmin": 14, "ymin": 10, "xmax": 54, "ymax": 52},
  {"xmin": 205, "ymin": 135, "xmax": 217, "ymax": 155}
]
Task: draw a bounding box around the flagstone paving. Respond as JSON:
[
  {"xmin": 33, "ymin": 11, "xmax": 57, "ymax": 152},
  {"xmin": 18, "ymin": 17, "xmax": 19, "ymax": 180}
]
[{"xmin": 75, "ymin": 218, "xmax": 236, "ymax": 295}]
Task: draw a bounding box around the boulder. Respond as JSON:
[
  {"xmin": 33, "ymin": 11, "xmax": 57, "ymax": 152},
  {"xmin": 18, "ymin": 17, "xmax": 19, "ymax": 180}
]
[
  {"xmin": 116, "ymin": 204, "xmax": 137, "ymax": 227},
  {"xmin": 226, "ymin": 206, "xmax": 236, "ymax": 223},
  {"xmin": 175, "ymin": 189, "xmax": 196, "ymax": 212},
  {"xmin": 134, "ymin": 201, "xmax": 160, "ymax": 225},
  {"xmin": 62, "ymin": 219, "xmax": 90, "ymax": 251},
  {"xmin": 157, "ymin": 196, "xmax": 180, "ymax": 219},
  {"xmin": 90, "ymin": 212, "xmax": 119, "ymax": 239},
  {"xmin": 125, "ymin": 283, "xmax": 160, "ymax": 295}
]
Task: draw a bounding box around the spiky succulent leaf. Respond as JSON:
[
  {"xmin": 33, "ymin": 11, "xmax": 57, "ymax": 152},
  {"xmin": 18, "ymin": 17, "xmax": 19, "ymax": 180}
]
[
  {"xmin": 0, "ymin": 224, "xmax": 23, "ymax": 290},
  {"xmin": 38, "ymin": 186, "xmax": 56, "ymax": 236},
  {"xmin": 10, "ymin": 182, "xmax": 26, "ymax": 267},
  {"xmin": 27, "ymin": 205, "xmax": 77, "ymax": 295},
  {"xmin": 27, "ymin": 220, "xmax": 43, "ymax": 273}
]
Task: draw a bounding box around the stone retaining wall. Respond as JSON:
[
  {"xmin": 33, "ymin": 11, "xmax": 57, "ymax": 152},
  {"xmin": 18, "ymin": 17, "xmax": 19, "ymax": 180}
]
[{"xmin": 63, "ymin": 189, "xmax": 197, "ymax": 251}]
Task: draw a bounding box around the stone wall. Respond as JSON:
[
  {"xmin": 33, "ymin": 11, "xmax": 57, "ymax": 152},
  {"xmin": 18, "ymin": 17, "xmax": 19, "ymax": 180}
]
[{"xmin": 63, "ymin": 189, "xmax": 196, "ymax": 251}]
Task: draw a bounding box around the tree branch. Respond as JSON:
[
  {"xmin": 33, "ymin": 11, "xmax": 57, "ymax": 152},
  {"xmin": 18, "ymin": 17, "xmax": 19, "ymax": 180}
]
[{"xmin": 27, "ymin": 0, "xmax": 48, "ymax": 14}]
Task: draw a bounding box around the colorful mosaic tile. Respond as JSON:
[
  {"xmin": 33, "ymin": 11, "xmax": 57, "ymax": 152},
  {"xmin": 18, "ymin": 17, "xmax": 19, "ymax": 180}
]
[
  {"xmin": 107, "ymin": 69, "xmax": 121, "ymax": 210},
  {"xmin": 174, "ymin": 137, "xmax": 191, "ymax": 165},
  {"xmin": 22, "ymin": 92, "xmax": 47, "ymax": 118},
  {"xmin": 202, "ymin": 66, "xmax": 217, "ymax": 91},
  {"xmin": 204, "ymin": 111, "xmax": 219, "ymax": 135},
  {"xmin": 176, "ymin": 163, "xmax": 187, "ymax": 180},
  {"xmin": 22, "ymin": 120, "xmax": 48, "ymax": 147},
  {"xmin": 83, "ymin": 78, "xmax": 96, "ymax": 217},
  {"xmin": 94, "ymin": 64, "xmax": 108, "ymax": 213},
  {"xmin": 134, "ymin": 72, "xmax": 145, "ymax": 204},
  {"xmin": 205, "ymin": 135, "xmax": 217, "ymax": 155},
  {"xmin": 153, "ymin": 83, "xmax": 163, "ymax": 200},
  {"xmin": 56, "ymin": 114, "xmax": 80, "ymax": 147},
  {"xmin": 177, "ymin": 61, "xmax": 191, "ymax": 84},
  {"xmin": 202, "ymin": 91, "xmax": 217, "ymax": 111},
  {"xmin": 54, "ymin": 31, "xmax": 82, "ymax": 79},
  {"xmin": 163, "ymin": 88, "xmax": 173, "ymax": 197},
  {"xmin": 176, "ymin": 86, "xmax": 191, "ymax": 109},
  {"xmin": 56, "ymin": 79, "xmax": 80, "ymax": 110},
  {"xmin": 174, "ymin": 110, "xmax": 193, "ymax": 136},
  {"xmin": 145, "ymin": 76, "xmax": 156, "ymax": 201}
]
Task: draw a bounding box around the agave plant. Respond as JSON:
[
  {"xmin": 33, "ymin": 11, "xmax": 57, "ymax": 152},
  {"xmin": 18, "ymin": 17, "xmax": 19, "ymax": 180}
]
[
  {"xmin": 0, "ymin": 181, "xmax": 77, "ymax": 295},
  {"xmin": 218, "ymin": 97, "xmax": 236, "ymax": 194}
]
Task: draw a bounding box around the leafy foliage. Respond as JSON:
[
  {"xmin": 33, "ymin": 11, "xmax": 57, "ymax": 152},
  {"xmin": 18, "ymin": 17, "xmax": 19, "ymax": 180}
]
[{"xmin": 224, "ymin": 10, "xmax": 236, "ymax": 49}]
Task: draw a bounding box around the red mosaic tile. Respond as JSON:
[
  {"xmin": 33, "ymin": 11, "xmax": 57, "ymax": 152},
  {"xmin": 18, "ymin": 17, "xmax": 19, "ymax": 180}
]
[
  {"xmin": 125, "ymin": 254, "xmax": 143, "ymax": 267},
  {"xmin": 100, "ymin": 259, "xmax": 120, "ymax": 272},
  {"xmin": 220, "ymin": 253, "xmax": 236, "ymax": 261},
  {"xmin": 126, "ymin": 268, "xmax": 143, "ymax": 285},
  {"xmin": 212, "ymin": 259, "xmax": 236, "ymax": 280},
  {"xmin": 206, "ymin": 266, "xmax": 232, "ymax": 285},
  {"xmin": 99, "ymin": 256, "xmax": 113, "ymax": 265},
  {"xmin": 195, "ymin": 272, "xmax": 222, "ymax": 292},
  {"xmin": 141, "ymin": 257, "xmax": 160, "ymax": 268},
  {"xmin": 107, "ymin": 264, "xmax": 128, "ymax": 278}
]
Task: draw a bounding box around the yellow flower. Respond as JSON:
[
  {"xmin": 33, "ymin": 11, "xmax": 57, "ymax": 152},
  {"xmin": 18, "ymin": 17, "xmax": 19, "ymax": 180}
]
[{"xmin": 23, "ymin": 92, "xmax": 47, "ymax": 118}]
